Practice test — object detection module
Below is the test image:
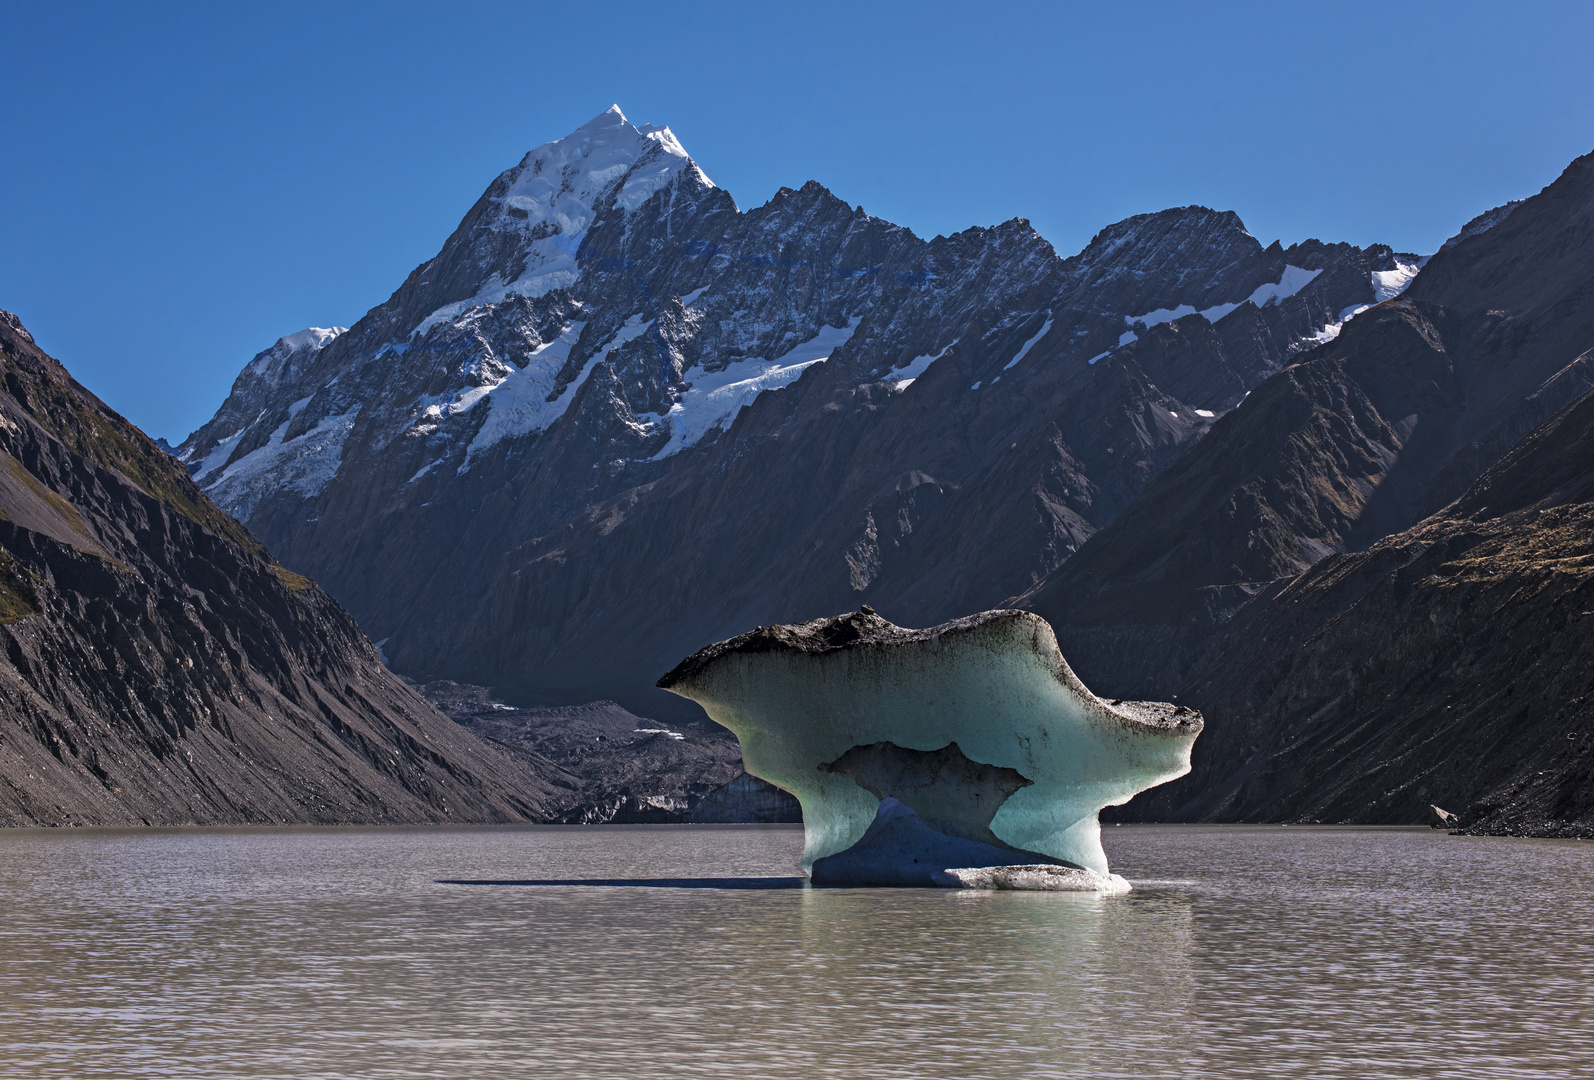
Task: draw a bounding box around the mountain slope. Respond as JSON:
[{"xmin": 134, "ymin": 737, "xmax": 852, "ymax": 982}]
[
  {"xmin": 0, "ymin": 309, "xmax": 562, "ymax": 826},
  {"xmin": 1125, "ymin": 385, "xmax": 1594, "ymax": 835},
  {"xmin": 179, "ymin": 106, "xmax": 1406, "ymax": 717},
  {"xmin": 1020, "ymin": 150, "xmax": 1594, "ymax": 698}
]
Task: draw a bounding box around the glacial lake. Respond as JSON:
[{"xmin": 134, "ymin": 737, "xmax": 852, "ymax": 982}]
[{"xmin": 0, "ymin": 824, "xmax": 1590, "ymax": 1079}]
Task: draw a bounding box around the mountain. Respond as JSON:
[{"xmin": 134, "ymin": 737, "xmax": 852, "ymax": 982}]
[
  {"xmin": 1013, "ymin": 150, "xmax": 1594, "ymax": 835},
  {"xmin": 1128, "ymin": 384, "xmax": 1594, "ymax": 836},
  {"xmin": 0, "ymin": 308, "xmax": 562, "ymax": 826},
  {"xmin": 1020, "ymin": 149, "xmax": 1594, "ymax": 700},
  {"xmin": 178, "ymin": 105, "xmax": 1408, "ymax": 719}
]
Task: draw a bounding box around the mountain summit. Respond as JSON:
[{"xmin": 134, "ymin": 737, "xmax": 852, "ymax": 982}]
[
  {"xmin": 413, "ymin": 104, "xmax": 712, "ymax": 332},
  {"xmin": 178, "ymin": 110, "xmax": 1409, "ymax": 719}
]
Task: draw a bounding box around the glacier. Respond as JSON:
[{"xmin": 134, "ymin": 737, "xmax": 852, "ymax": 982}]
[{"xmin": 658, "ymin": 608, "xmax": 1202, "ymax": 888}]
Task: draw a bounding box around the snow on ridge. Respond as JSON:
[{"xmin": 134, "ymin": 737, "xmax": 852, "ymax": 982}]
[
  {"xmin": 1311, "ymin": 257, "xmax": 1425, "ymax": 344},
  {"xmin": 241, "ymin": 327, "xmax": 347, "ymax": 384},
  {"xmin": 279, "ymin": 327, "xmax": 347, "ymax": 353},
  {"xmin": 457, "ymin": 320, "xmax": 593, "ymax": 466},
  {"xmin": 1371, "ymin": 257, "xmax": 1424, "ymax": 302},
  {"xmin": 651, "ymin": 317, "xmax": 862, "ymax": 459},
  {"xmin": 1439, "ymin": 200, "xmax": 1522, "ymax": 253},
  {"xmin": 1003, "ymin": 314, "xmax": 1054, "ymax": 371},
  {"xmin": 1125, "ymin": 265, "xmax": 1324, "ymax": 331},
  {"xmin": 888, "ymin": 341, "xmax": 951, "ymax": 388},
  {"xmin": 411, "ymin": 108, "xmax": 706, "ymax": 340}
]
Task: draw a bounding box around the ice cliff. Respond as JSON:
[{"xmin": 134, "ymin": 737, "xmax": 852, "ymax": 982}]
[{"xmin": 658, "ymin": 608, "xmax": 1202, "ymax": 887}]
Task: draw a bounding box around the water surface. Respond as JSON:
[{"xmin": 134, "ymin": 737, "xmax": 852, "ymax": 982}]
[{"xmin": 0, "ymin": 824, "xmax": 1588, "ymax": 1078}]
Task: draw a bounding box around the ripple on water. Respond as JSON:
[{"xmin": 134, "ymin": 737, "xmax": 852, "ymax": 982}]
[{"xmin": 0, "ymin": 823, "xmax": 1589, "ymax": 1079}]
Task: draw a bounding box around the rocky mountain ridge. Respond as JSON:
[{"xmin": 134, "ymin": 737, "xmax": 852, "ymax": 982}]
[
  {"xmin": 0, "ymin": 309, "xmax": 564, "ymax": 826},
  {"xmin": 1022, "ymin": 149, "xmax": 1594, "ymax": 698},
  {"xmin": 179, "ymin": 105, "xmax": 1412, "ymax": 719},
  {"xmin": 1022, "ymin": 149, "xmax": 1594, "ymax": 835},
  {"xmin": 1117, "ymin": 384, "xmax": 1594, "ymax": 835}
]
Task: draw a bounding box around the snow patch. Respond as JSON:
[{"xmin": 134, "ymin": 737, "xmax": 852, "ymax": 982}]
[
  {"xmin": 680, "ymin": 286, "xmax": 710, "ymax": 307},
  {"xmin": 1371, "ymin": 258, "xmax": 1423, "ymax": 302},
  {"xmin": 202, "ymin": 402, "xmax": 361, "ymax": 521},
  {"xmin": 1125, "ymin": 266, "xmax": 1323, "ymax": 330},
  {"xmin": 1087, "ymin": 350, "xmax": 1110, "ymax": 365},
  {"xmin": 1003, "ymin": 314, "xmax": 1053, "ymax": 370},
  {"xmin": 652, "ymin": 318, "xmax": 861, "ymax": 458},
  {"xmin": 1194, "ymin": 409, "xmax": 1215, "ymax": 418},
  {"xmin": 1311, "ymin": 300, "xmax": 1381, "ymax": 344},
  {"xmin": 456, "ymin": 319, "xmax": 607, "ymax": 465},
  {"xmin": 1124, "ymin": 304, "xmax": 1198, "ymax": 330},
  {"xmin": 889, "ymin": 342, "xmax": 950, "ymax": 388},
  {"xmin": 191, "ymin": 426, "xmax": 249, "ymax": 482}
]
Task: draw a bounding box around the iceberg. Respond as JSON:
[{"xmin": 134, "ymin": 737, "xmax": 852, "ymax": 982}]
[{"xmin": 658, "ymin": 608, "xmax": 1201, "ymax": 889}]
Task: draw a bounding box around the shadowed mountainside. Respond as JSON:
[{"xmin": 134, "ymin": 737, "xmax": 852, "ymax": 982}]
[
  {"xmin": 1014, "ymin": 150, "xmax": 1594, "ymax": 835},
  {"xmin": 1123, "ymin": 385, "xmax": 1594, "ymax": 835},
  {"xmin": 1022, "ymin": 150, "xmax": 1594, "ymax": 702},
  {"xmin": 0, "ymin": 310, "xmax": 564, "ymax": 826}
]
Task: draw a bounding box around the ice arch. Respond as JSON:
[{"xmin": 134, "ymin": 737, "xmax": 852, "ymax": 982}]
[{"xmin": 658, "ymin": 608, "xmax": 1202, "ymax": 887}]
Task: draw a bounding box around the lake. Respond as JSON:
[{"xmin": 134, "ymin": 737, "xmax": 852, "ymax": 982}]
[{"xmin": 0, "ymin": 824, "xmax": 1589, "ymax": 1078}]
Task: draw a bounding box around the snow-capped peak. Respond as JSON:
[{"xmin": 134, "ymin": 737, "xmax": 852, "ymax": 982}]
[
  {"xmin": 411, "ymin": 107, "xmax": 710, "ymax": 338},
  {"xmin": 243, "ymin": 326, "xmax": 347, "ymax": 380},
  {"xmin": 502, "ymin": 105, "xmax": 712, "ymax": 222},
  {"xmin": 279, "ymin": 327, "xmax": 347, "ymax": 353}
]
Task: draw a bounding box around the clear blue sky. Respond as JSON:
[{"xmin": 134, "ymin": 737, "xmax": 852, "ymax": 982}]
[{"xmin": 3, "ymin": 1, "xmax": 1591, "ymax": 443}]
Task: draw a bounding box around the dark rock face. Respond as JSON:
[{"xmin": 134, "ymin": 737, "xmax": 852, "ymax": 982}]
[
  {"xmin": 0, "ymin": 309, "xmax": 559, "ymax": 826},
  {"xmin": 1022, "ymin": 151, "xmax": 1594, "ymax": 701},
  {"xmin": 688, "ymin": 772, "xmax": 802, "ymax": 824},
  {"xmin": 1120, "ymin": 386, "xmax": 1594, "ymax": 835},
  {"xmin": 178, "ymin": 107, "xmax": 1401, "ymax": 721},
  {"xmin": 1013, "ymin": 150, "xmax": 1594, "ymax": 836}
]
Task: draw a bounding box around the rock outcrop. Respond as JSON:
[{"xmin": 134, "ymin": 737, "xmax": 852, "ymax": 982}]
[
  {"xmin": 1119, "ymin": 385, "xmax": 1594, "ymax": 835},
  {"xmin": 0, "ymin": 309, "xmax": 560, "ymax": 826}
]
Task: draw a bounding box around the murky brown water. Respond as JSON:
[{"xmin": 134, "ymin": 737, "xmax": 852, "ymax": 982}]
[{"xmin": 0, "ymin": 824, "xmax": 1589, "ymax": 1078}]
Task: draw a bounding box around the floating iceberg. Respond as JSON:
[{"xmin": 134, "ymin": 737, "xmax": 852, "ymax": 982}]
[{"xmin": 658, "ymin": 608, "xmax": 1202, "ymax": 889}]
